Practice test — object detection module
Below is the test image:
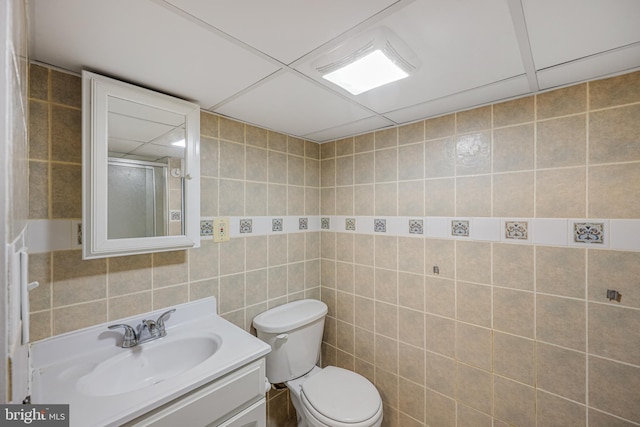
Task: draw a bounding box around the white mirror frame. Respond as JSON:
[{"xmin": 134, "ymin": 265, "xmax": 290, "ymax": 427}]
[{"xmin": 82, "ymin": 71, "xmax": 200, "ymax": 259}]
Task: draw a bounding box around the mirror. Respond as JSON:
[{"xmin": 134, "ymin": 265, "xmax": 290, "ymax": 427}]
[{"xmin": 82, "ymin": 71, "xmax": 200, "ymax": 259}]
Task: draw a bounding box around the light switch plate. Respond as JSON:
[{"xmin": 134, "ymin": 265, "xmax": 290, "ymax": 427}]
[{"xmin": 213, "ymin": 218, "xmax": 230, "ymax": 243}]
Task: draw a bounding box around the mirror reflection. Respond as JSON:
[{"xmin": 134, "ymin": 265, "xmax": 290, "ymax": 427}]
[{"xmin": 107, "ymin": 97, "xmax": 186, "ymax": 239}]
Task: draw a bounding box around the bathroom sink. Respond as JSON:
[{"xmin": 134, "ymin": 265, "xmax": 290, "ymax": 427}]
[{"xmin": 76, "ymin": 333, "xmax": 222, "ymax": 396}]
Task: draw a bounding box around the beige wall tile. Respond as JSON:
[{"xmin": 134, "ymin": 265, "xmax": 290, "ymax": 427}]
[
  {"xmin": 425, "ymin": 178, "xmax": 455, "ymax": 216},
  {"xmin": 493, "ymin": 171, "xmax": 534, "ymax": 218},
  {"xmin": 335, "ymin": 155, "xmax": 353, "ymax": 186},
  {"xmin": 425, "ymin": 137, "xmax": 455, "ymax": 178},
  {"xmin": 398, "ymin": 237, "xmax": 424, "ymax": 275},
  {"xmin": 200, "ymin": 137, "xmax": 219, "ymax": 178},
  {"xmin": 398, "ymin": 342, "xmax": 424, "ymax": 385},
  {"xmin": 493, "ymin": 288, "xmax": 534, "ymax": 338},
  {"xmin": 398, "ymin": 378, "xmax": 424, "ymax": 422},
  {"xmin": 537, "ymin": 391, "xmax": 586, "ymax": 427},
  {"xmin": 536, "ymin": 294, "xmax": 585, "ymax": 350},
  {"xmin": 28, "ymin": 161, "xmax": 48, "ymax": 218},
  {"xmin": 493, "ymin": 124, "xmax": 534, "ymax": 172},
  {"xmin": 494, "ymin": 376, "xmax": 535, "ymax": 427},
  {"xmin": 335, "ymin": 137, "xmax": 353, "ymax": 156},
  {"xmin": 109, "ymin": 291, "xmax": 152, "ymax": 320},
  {"xmin": 245, "ymin": 146, "xmax": 268, "ymax": 182},
  {"xmin": 51, "ymin": 105, "xmax": 81, "ymax": 163},
  {"xmin": 153, "ymin": 284, "xmax": 188, "ymax": 310},
  {"xmin": 456, "ymin": 281, "xmax": 491, "ymax": 327},
  {"xmin": 219, "ymin": 117, "xmax": 244, "ymax": 143},
  {"xmin": 374, "ymin": 268, "xmax": 397, "ymax": 304},
  {"xmin": 398, "ymin": 307, "xmax": 423, "ymax": 348},
  {"xmin": 425, "ymin": 114, "xmax": 455, "ymax": 140},
  {"xmin": 494, "ymin": 332, "xmax": 534, "ymax": 385},
  {"xmin": 589, "ymin": 104, "xmax": 640, "ymax": 164},
  {"xmin": 425, "ymin": 314, "xmax": 455, "ymax": 357},
  {"xmin": 398, "ymin": 121, "xmax": 424, "ymax": 145},
  {"xmin": 456, "ymin": 241, "xmax": 491, "ymax": 284},
  {"xmin": 375, "ymin": 335, "xmax": 398, "ymax": 374},
  {"xmin": 425, "ymin": 388, "xmax": 456, "ymax": 427},
  {"xmin": 375, "ymin": 147, "xmax": 398, "ymax": 183},
  {"xmin": 353, "ymin": 152, "xmax": 374, "ymax": 184},
  {"xmin": 456, "ymin": 363, "xmax": 492, "ymax": 414},
  {"xmin": 537, "ymin": 114, "xmax": 586, "ymax": 168},
  {"xmin": 425, "ymin": 351, "xmax": 455, "ymax": 396},
  {"xmin": 589, "ymin": 70, "xmax": 640, "ymax": 110},
  {"xmin": 200, "ymin": 177, "xmax": 218, "ymax": 216},
  {"xmin": 108, "ymin": 253, "xmax": 152, "ymax": 296},
  {"xmin": 374, "ymin": 183, "xmax": 397, "ymax": 216},
  {"xmin": 537, "ymin": 83, "xmax": 587, "ymax": 119},
  {"xmin": 52, "ymin": 250, "xmax": 106, "ymax": 306},
  {"xmin": 456, "ymin": 106, "xmax": 492, "ymax": 133},
  {"xmin": 398, "ymin": 180, "xmax": 424, "ymax": 217},
  {"xmin": 269, "ymin": 151, "xmax": 288, "ymax": 184},
  {"xmin": 245, "ymin": 124, "xmax": 265, "ymax": 148},
  {"xmin": 51, "ymin": 163, "xmax": 81, "ymax": 218},
  {"xmin": 354, "ymin": 234, "xmax": 374, "ymax": 266},
  {"xmin": 456, "ymin": 132, "xmax": 491, "ymax": 176},
  {"xmin": 457, "ymin": 404, "xmax": 492, "ymax": 427},
  {"xmin": 456, "ymin": 322, "xmax": 491, "ymax": 370},
  {"xmin": 536, "ymin": 167, "xmax": 586, "ymax": 218},
  {"xmin": 536, "ymin": 342, "xmax": 586, "ymax": 402},
  {"xmin": 589, "ymin": 356, "xmax": 640, "ymax": 423},
  {"xmin": 50, "ymin": 69, "xmax": 81, "ymax": 108},
  {"xmin": 29, "ymin": 100, "xmax": 48, "ymax": 160},
  {"xmin": 588, "ymin": 250, "xmax": 640, "ymax": 309},
  {"xmin": 425, "ymin": 277, "xmax": 455, "ymax": 318},
  {"xmin": 374, "ymin": 127, "xmax": 397, "ymax": 149},
  {"xmin": 425, "ymin": 238, "xmax": 455, "ymax": 279},
  {"xmin": 493, "ymin": 243, "xmax": 533, "ymax": 290},
  {"xmin": 200, "ymin": 112, "xmax": 218, "ymax": 139},
  {"xmin": 334, "ymin": 186, "xmax": 353, "ymax": 215},
  {"xmin": 354, "ymin": 266, "xmax": 374, "ymax": 299},
  {"xmin": 305, "ymin": 158, "xmax": 320, "ymax": 187},
  {"xmin": 589, "ymin": 163, "xmax": 640, "ymax": 218},
  {"xmin": 150, "ymin": 249, "xmax": 188, "ymax": 289},
  {"xmin": 246, "ymin": 182, "xmax": 268, "ymax": 215},
  {"xmin": 218, "ymin": 179, "xmax": 244, "ymax": 215},
  {"xmin": 536, "ymin": 246, "xmax": 585, "ymax": 298},
  {"xmin": 456, "ymin": 175, "xmax": 491, "ymax": 217},
  {"xmin": 53, "ymin": 301, "xmax": 107, "ymax": 335},
  {"xmin": 589, "ymin": 304, "xmax": 640, "ymax": 366},
  {"xmin": 588, "ymin": 409, "xmax": 639, "ymax": 427},
  {"xmin": 354, "ymin": 133, "xmax": 374, "ymax": 153},
  {"xmin": 493, "ymin": 96, "xmax": 534, "ymax": 127},
  {"xmin": 29, "ymin": 63, "xmax": 49, "ymax": 101},
  {"xmin": 398, "ymin": 143, "xmax": 424, "ymax": 180}
]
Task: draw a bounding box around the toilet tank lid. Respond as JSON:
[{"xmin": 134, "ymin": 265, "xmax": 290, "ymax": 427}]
[{"xmin": 253, "ymin": 299, "xmax": 328, "ymax": 333}]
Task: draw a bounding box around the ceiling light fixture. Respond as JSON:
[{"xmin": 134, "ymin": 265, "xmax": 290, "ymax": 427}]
[{"xmin": 316, "ymin": 27, "xmax": 419, "ymax": 95}]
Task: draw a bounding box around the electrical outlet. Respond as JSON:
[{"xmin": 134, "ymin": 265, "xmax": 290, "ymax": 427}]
[{"xmin": 213, "ymin": 218, "xmax": 230, "ymax": 243}]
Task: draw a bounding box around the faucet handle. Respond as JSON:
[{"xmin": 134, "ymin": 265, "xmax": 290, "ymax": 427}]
[
  {"xmin": 155, "ymin": 308, "xmax": 176, "ymax": 336},
  {"xmin": 108, "ymin": 324, "xmax": 138, "ymax": 348}
]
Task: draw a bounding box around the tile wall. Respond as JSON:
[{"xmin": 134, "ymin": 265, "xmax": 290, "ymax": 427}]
[
  {"xmin": 26, "ymin": 63, "xmax": 321, "ymax": 425},
  {"xmin": 319, "ymin": 71, "xmax": 640, "ymax": 426},
  {"xmin": 26, "ymin": 61, "xmax": 640, "ymax": 426}
]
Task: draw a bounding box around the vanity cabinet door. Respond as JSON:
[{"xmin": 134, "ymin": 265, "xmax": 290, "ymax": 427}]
[{"xmin": 124, "ymin": 359, "xmax": 266, "ymax": 427}]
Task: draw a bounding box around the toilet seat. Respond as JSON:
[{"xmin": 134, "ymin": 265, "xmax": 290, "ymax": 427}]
[{"xmin": 300, "ymin": 366, "xmax": 382, "ymax": 427}]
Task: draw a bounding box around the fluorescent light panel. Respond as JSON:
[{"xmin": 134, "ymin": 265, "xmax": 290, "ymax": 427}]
[{"xmin": 322, "ymin": 49, "xmax": 409, "ymax": 95}]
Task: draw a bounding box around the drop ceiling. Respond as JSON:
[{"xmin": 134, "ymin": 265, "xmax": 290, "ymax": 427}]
[{"xmin": 29, "ymin": 0, "xmax": 640, "ymax": 143}]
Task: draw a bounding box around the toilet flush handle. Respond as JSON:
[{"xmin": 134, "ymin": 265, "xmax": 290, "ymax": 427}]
[{"xmin": 276, "ymin": 333, "xmax": 288, "ymax": 341}]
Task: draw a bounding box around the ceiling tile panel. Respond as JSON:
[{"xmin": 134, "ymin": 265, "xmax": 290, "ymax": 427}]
[
  {"xmin": 215, "ymin": 71, "xmax": 375, "ymax": 137},
  {"xmin": 523, "ymin": 0, "xmax": 640, "ymax": 70},
  {"xmin": 30, "ymin": 0, "xmax": 281, "ymax": 107},
  {"xmin": 296, "ymin": 0, "xmax": 525, "ymax": 114},
  {"xmin": 164, "ymin": 0, "xmax": 399, "ymax": 64}
]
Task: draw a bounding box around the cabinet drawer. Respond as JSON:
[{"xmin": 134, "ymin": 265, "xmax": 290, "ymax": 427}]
[{"xmin": 126, "ymin": 359, "xmax": 266, "ymax": 427}]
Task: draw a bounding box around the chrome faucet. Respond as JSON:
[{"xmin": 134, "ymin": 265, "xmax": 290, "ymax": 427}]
[{"xmin": 108, "ymin": 308, "xmax": 176, "ymax": 348}]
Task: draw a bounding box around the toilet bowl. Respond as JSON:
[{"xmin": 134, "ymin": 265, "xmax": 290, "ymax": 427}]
[{"xmin": 253, "ymin": 299, "xmax": 383, "ymax": 427}]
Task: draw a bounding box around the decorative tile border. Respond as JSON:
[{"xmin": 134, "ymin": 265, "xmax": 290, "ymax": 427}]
[
  {"xmin": 505, "ymin": 221, "xmax": 528, "ymax": 240},
  {"xmin": 345, "ymin": 218, "xmax": 356, "ymax": 231},
  {"xmin": 299, "ymin": 217, "xmax": 309, "ymax": 230},
  {"xmin": 170, "ymin": 210, "xmax": 182, "ymax": 222},
  {"xmin": 26, "ymin": 217, "xmax": 640, "ymax": 253},
  {"xmin": 321, "ymin": 217, "xmax": 330, "ymax": 230},
  {"xmin": 200, "ymin": 218, "xmax": 214, "ymax": 239},
  {"xmin": 240, "ymin": 219, "xmax": 252, "ymax": 234},
  {"xmin": 409, "ymin": 219, "xmax": 423, "ymax": 235},
  {"xmin": 451, "ymin": 220, "xmax": 469, "ymax": 237},
  {"xmin": 573, "ymin": 222, "xmax": 604, "ymax": 244}
]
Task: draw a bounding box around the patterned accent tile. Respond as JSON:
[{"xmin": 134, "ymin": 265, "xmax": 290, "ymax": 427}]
[
  {"xmin": 321, "ymin": 217, "xmax": 330, "ymax": 230},
  {"xmin": 200, "ymin": 219, "xmax": 213, "ymax": 237},
  {"xmin": 272, "ymin": 218, "xmax": 283, "ymax": 232},
  {"xmin": 374, "ymin": 218, "xmax": 387, "ymax": 233},
  {"xmin": 240, "ymin": 218, "xmax": 253, "ymax": 234},
  {"xmin": 505, "ymin": 221, "xmax": 528, "ymax": 240},
  {"xmin": 299, "ymin": 217, "xmax": 308, "ymax": 230},
  {"xmin": 409, "ymin": 219, "xmax": 424, "ymax": 235},
  {"xmin": 573, "ymin": 222, "xmax": 604, "ymax": 244},
  {"xmin": 451, "ymin": 220, "xmax": 470, "ymax": 237},
  {"xmin": 170, "ymin": 210, "xmax": 182, "ymax": 221},
  {"xmin": 345, "ymin": 218, "xmax": 356, "ymax": 231}
]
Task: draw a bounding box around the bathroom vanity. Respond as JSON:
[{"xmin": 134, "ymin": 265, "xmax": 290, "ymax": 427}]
[{"xmin": 29, "ymin": 298, "xmax": 271, "ymax": 427}]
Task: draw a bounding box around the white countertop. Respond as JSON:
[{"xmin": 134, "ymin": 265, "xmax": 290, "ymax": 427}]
[{"xmin": 30, "ymin": 298, "xmax": 271, "ymax": 427}]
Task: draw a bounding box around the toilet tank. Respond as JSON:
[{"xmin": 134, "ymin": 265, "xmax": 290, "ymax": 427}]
[{"xmin": 253, "ymin": 299, "xmax": 328, "ymax": 384}]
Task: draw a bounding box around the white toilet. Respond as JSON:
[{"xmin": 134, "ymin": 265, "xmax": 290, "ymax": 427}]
[{"xmin": 253, "ymin": 299, "xmax": 383, "ymax": 427}]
